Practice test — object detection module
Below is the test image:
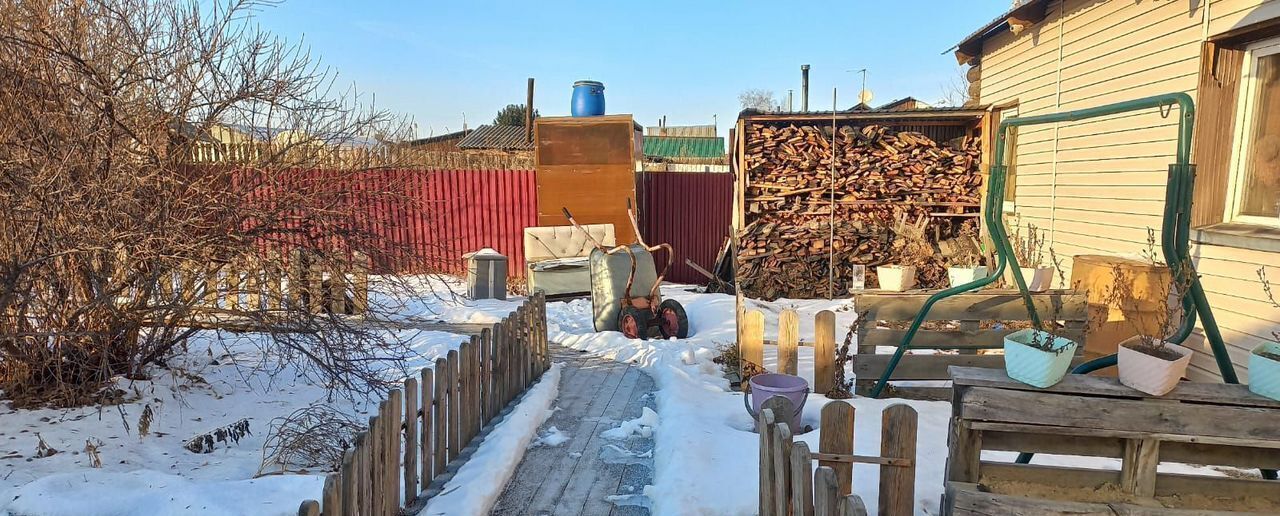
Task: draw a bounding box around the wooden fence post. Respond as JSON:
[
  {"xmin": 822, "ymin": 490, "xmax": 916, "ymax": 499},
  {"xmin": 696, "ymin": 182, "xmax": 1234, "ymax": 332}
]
[
  {"xmin": 491, "ymin": 321, "xmax": 506, "ymax": 417},
  {"xmin": 359, "ymin": 428, "xmax": 373, "ymax": 516},
  {"xmin": 329, "ymin": 259, "xmax": 347, "ymax": 315},
  {"xmin": 321, "ymin": 473, "xmax": 340, "ymax": 516},
  {"xmin": 308, "ymin": 254, "xmax": 324, "ymax": 313},
  {"xmin": 370, "ymin": 408, "xmax": 383, "ymax": 516},
  {"xmin": 432, "ymin": 358, "xmax": 448, "ymax": 478},
  {"xmin": 340, "ymin": 449, "xmax": 356, "ymax": 516},
  {"xmin": 420, "ymin": 368, "xmax": 434, "ymax": 489},
  {"xmin": 461, "ymin": 338, "xmax": 476, "ymax": 447},
  {"xmin": 838, "ymin": 495, "xmax": 869, "ymax": 516},
  {"xmin": 226, "ymin": 262, "xmax": 242, "ymax": 312},
  {"xmin": 387, "ymin": 390, "xmax": 402, "ymax": 515},
  {"xmin": 403, "ymin": 378, "xmax": 419, "ymax": 505},
  {"xmin": 244, "ymin": 256, "xmax": 262, "ymax": 312},
  {"xmin": 741, "ymin": 310, "xmax": 765, "ymax": 377},
  {"xmin": 288, "ymin": 249, "xmax": 306, "ymax": 309},
  {"xmin": 814, "ymin": 310, "xmax": 836, "ymax": 395},
  {"xmin": 778, "ymin": 309, "xmax": 799, "ymax": 375},
  {"xmin": 352, "ymin": 251, "xmax": 370, "ymax": 314},
  {"xmin": 791, "ymin": 441, "xmax": 815, "ymax": 516},
  {"xmin": 266, "ymin": 250, "xmax": 282, "ymax": 311},
  {"xmin": 757, "ymin": 408, "xmax": 777, "ymax": 516},
  {"xmin": 480, "ymin": 328, "xmax": 493, "ymax": 422},
  {"xmin": 203, "ymin": 263, "xmax": 221, "ymax": 309},
  {"xmin": 820, "ymin": 402, "xmax": 855, "ymax": 496},
  {"xmin": 879, "ymin": 404, "xmax": 917, "ymax": 516},
  {"xmin": 297, "ymin": 500, "xmax": 319, "ymax": 516},
  {"xmin": 772, "ymin": 422, "xmax": 793, "ymax": 516},
  {"xmin": 446, "ymin": 349, "xmax": 460, "ymax": 461},
  {"xmin": 814, "ymin": 466, "xmax": 839, "ymax": 516}
]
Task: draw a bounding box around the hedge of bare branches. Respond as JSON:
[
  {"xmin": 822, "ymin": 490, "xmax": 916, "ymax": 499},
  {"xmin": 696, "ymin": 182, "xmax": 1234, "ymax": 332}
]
[{"xmin": 0, "ymin": 0, "xmax": 436, "ymax": 406}]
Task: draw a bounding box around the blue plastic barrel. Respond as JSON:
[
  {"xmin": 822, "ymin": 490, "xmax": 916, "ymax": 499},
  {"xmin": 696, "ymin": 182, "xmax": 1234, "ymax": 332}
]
[{"xmin": 571, "ymin": 80, "xmax": 606, "ymax": 117}]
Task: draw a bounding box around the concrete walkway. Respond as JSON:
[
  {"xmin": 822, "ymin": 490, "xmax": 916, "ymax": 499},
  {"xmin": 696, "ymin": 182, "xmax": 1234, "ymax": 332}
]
[{"xmin": 492, "ymin": 344, "xmax": 656, "ymax": 516}]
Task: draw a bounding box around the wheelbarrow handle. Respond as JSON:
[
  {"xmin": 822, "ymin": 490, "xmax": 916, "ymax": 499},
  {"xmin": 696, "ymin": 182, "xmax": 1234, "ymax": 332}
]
[{"xmin": 562, "ymin": 207, "xmax": 573, "ymax": 219}]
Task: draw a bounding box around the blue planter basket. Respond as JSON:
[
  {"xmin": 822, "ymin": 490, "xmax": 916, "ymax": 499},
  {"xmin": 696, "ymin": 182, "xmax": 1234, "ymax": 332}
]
[
  {"xmin": 1249, "ymin": 343, "xmax": 1280, "ymax": 401},
  {"xmin": 1004, "ymin": 328, "xmax": 1079, "ymax": 388}
]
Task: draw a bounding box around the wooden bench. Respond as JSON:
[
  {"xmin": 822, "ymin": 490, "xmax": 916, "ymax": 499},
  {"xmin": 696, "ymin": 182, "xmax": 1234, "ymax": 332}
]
[
  {"xmin": 942, "ymin": 366, "xmax": 1280, "ymax": 515},
  {"xmin": 852, "ymin": 289, "xmax": 1088, "ymax": 399}
]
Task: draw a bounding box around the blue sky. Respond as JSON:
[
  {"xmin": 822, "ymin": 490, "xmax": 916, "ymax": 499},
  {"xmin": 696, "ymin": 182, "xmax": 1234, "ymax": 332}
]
[{"xmin": 249, "ymin": 1, "xmax": 1009, "ymax": 139}]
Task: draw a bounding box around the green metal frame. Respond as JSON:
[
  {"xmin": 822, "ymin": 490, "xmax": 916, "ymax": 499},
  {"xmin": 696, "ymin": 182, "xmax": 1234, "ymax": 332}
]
[{"xmin": 868, "ymin": 92, "xmax": 1240, "ymax": 398}]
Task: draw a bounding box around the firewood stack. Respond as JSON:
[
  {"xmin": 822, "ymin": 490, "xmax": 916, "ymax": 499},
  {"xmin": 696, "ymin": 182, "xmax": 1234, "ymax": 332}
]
[{"xmin": 737, "ymin": 123, "xmax": 982, "ymax": 300}]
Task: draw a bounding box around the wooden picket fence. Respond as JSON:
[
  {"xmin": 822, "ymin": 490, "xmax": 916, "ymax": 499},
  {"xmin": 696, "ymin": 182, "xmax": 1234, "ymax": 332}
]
[
  {"xmin": 737, "ymin": 307, "xmax": 840, "ymax": 395},
  {"xmin": 295, "ymin": 293, "xmax": 549, "ymax": 516},
  {"xmin": 154, "ymin": 250, "xmax": 371, "ymax": 326},
  {"xmin": 757, "ymin": 396, "xmax": 918, "ymax": 516}
]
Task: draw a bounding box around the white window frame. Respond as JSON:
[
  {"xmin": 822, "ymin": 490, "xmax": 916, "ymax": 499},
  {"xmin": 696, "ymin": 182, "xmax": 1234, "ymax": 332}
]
[{"xmin": 1225, "ymin": 36, "xmax": 1280, "ymax": 226}]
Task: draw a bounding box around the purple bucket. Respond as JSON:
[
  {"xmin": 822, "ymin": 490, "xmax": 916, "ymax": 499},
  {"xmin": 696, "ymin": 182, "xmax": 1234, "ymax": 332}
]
[{"xmin": 745, "ymin": 373, "xmax": 810, "ymax": 430}]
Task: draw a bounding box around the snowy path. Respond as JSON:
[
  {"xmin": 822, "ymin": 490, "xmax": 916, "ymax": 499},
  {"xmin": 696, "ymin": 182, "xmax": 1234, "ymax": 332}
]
[{"xmin": 492, "ymin": 344, "xmax": 656, "ymax": 516}]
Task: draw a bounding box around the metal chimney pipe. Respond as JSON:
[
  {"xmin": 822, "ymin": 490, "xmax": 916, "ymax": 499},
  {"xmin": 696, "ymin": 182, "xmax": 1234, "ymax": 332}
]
[
  {"xmin": 526, "ymin": 77, "xmax": 535, "ymax": 143},
  {"xmin": 801, "ymin": 65, "xmax": 810, "ymax": 112}
]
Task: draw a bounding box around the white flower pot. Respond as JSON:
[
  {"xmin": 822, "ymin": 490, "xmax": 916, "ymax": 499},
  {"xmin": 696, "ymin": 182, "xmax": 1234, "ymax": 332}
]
[
  {"xmin": 1117, "ymin": 337, "xmax": 1193, "ymax": 396},
  {"xmin": 1003, "ymin": 266, "xmax": 1054, "ymax": 292},
  {"xmin": 877, "ymin": 265, "xmax": 917, "ymax": 292},
  {"xmin": 948, "ymin": 266, "xmax": 989, "ymax": 290}
]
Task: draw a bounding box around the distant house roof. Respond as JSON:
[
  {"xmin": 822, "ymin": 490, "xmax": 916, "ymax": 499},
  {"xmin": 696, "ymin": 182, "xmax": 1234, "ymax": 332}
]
[
  {"xmin": 408, "ymin": 129, "xmax": 472, "ymax": 147},
  {"xmin": 457, "ymin": 125, "xmax": 534, "ymax": 151},
  {"xmin": 643, "ymin": 136, "xmax": 725, "ymax": 160},
  {"xmin": 878, "ymin": 97, "xmax": 931, "ymax": 111},
  {"xmin": 645, "ymin": 124, "xmax": 717, "ymax": 137}
]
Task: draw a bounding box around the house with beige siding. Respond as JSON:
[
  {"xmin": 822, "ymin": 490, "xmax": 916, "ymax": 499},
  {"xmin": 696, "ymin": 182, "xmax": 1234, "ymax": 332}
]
[{"xmin": 955, "ymin": 0, "xmax": 1280, "ymax": 381}]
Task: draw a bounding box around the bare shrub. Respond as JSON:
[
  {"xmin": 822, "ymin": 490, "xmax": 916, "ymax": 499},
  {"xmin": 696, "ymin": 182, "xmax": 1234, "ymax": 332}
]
[
  {"xmin": 258, "ymin": 404, "xmax": 364, "ymax": 475},
  {"xmin": 0, "ymin": 0, "xmax": 434, "ymax": 406}
]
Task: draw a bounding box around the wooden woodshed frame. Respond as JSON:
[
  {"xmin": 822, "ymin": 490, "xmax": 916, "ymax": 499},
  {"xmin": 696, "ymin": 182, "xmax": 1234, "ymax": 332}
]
[{"xmin": 534, "ymin": 115, "xmax": 643, "ymax": 244}]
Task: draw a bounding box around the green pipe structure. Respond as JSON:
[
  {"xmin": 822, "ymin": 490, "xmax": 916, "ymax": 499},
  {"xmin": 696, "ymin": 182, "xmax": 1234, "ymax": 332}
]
[{"xmin": 868, "ymin": 92, "xmax": 1239, "ymax": 399}]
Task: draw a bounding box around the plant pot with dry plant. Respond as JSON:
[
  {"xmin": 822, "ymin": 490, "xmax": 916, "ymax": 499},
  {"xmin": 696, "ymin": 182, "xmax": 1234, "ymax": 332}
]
[
  {"xmin": 1004, "ymin": 224, "xmax": 1057, "ymax": 292},
  {"xmin": 1003, "ymin": 326, "xmax": 1079, "ymax": 388},
  {"xmin": 879, "ymin": 213, "xmax": 932, "ymax": 292},
  {"xmin": 1249, "ymin": 267, "xmax": 1280, "ymax": 401},
  {"xmin": 1107, "ymin": 240, "xmax": 1194, "ymax": 396},
  {"xmin": 946, "ymin": 223, "xmax": 988, "ymax": 290}
]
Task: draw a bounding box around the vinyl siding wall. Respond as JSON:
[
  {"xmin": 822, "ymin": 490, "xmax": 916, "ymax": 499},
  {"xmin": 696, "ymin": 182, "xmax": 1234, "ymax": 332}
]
[{"xmin": 978, "ymin": 0, "xmax": 1280, "ymax": 381}]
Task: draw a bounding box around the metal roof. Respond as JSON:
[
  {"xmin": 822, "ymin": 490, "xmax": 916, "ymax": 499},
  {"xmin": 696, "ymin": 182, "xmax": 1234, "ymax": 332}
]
[
  {"xmin": 456, "ymin": 125, "xmax": 534, "ymax": 151},
  {"xmin": 948, "ymin": 0, "xmax": 1050, "ymax": 63},
  {"xmin": 408, "ymin": 129, "xmax": 472, "ymax": 146},
  {"xmin": 642, "ymin": 136, "xmax": 725, "ymax": 159}
]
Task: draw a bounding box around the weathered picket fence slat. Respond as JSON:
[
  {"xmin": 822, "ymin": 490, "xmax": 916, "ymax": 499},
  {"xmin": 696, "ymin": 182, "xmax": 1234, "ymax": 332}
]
[
  {"xmin": 757, "ymin": 395, "xmax": 918, "ymax": 516},
  {"xmin": 738, "ymin": 308, "xmax": 840, "ymax": 395},
  {"xmin": 296, "ymin": 293, "xmax": 550, "ymax": 516}
]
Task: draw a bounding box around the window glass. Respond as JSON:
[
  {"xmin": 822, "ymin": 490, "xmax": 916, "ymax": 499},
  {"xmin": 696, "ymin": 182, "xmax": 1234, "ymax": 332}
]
[{"xmin": 1238, "ymin": 52, "xmax": 1280, "ymax": 218}]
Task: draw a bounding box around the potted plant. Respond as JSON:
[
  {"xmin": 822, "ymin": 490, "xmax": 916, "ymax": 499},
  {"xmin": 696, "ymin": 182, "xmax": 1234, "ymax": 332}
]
[
  {"xmin": 1250, "ymin": 267, "xmax": 1280, "ymax": 401},
  {"xmin": 878, "ymin": 214, "xmax": 932, "ymax": 291},
  {"xmin": 1003, "ymin": 324, "xmax": 1079, "ymax": 388},
  {"xmin": 947, "ymin": 224, "xmax": 988, "ymax": 289},
  {"xmin": 1004, "ymin": 224, "xmax": 1055, "ymax": 292},
  {"xmin": 1106, "ymin": 248, "xmax": 1195, "ymax": 396}
]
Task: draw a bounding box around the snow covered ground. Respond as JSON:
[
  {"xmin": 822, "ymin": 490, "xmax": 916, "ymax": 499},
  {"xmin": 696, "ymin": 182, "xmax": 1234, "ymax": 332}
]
[{"xmin": 0, "ymin": 276, "xmax": 1241, "ymax": 516}]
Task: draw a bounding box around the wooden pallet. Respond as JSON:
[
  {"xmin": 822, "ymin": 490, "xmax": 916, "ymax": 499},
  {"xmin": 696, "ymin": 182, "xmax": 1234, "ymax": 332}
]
[
  {"xmin": 942, "ymin": 367, "xmax": 1280, "ymax": 515},
  {"xmin": 852, "ymin": 289, "xmax": 1088, "ymax": 399}
]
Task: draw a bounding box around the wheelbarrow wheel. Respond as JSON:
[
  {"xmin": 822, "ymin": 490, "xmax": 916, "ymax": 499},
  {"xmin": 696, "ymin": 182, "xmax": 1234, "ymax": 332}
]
[
  {"xmin": 657, "ymin": 299, "xmax": 689, "ymax": 339},
  {"xmin": 618, "ymin": 307, "xmax": 651, "ymax": 340}
]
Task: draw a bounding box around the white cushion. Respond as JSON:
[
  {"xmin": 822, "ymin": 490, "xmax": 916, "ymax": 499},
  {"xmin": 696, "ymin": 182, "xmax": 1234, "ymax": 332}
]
[{"xmin": 523, "ymin": 224, "xmax": 615, "ymax": 263}]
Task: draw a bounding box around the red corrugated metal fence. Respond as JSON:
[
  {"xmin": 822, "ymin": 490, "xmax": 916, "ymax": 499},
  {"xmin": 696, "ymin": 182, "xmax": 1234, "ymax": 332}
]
[
  {"xmin": 411, "ymin": 169, "xmax": 537, "ymax": 276},
  {"xmin": 635, "ymin": 172, "xmax": 734, "ymax": 285}
]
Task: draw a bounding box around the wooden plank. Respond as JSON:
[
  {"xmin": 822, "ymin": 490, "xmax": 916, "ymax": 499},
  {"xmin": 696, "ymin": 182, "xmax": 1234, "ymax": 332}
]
[
  {"xmin": 837, "ymin": 495, "xmax": 868, "ymax": 516},
  {"xmin": 981, "ymin": 429, "xmax": 1123, "ymax": 458},
  {"xmin": 742, "ymin": 309, "xmax": 765, "ymax": 373},
  {"xmin": 491, "ymin": 320, "xmax": 505, "ymax": 416},
  {"xmin": 758, "ymin": 409, "xmax": 777, "ymax": 516},
  {"xmin": 979, "ymin": 462, "xmax": 1280, "ymax": 502},
  {"xmin": 403, "ymin": 378, "xmax": 419, "ymax": 504},
  {"xmin": 814, "ymin": 310, "xmax": 836, "ymax": 395},
  {"xmin": 1120, "ymin": 438, "xmax": 1159, "ymax": 497},
  {"xmin": 779, "ymin": 309, "xmax": 799, "ymax": 375},
  {"xmin": 433, "ymin": 358, "xmax": 448, "ymax": 476},
  {"xmin": 460, "ymin": 339, "xmax": 475, "ymax": 448},
  {"xmin": 387, "ymin": 390, "xmax": 403, "ymax": 515},
  {"xmin": 420, "ymin": 368, "xmax": 434, "ymax": 488},
  {"xmin": 446, "ymin": 349, "xmax": 460, "ymax": 461},
  {"xmin": 814, "ymin": 466, "xmax": 839, "ymax": 516},
  {"xmin": 945, "ymin": 418, "xmax": 981, "ymax": 483},
  {"xmin": 357, "ymin": 433, "xmax": 370, "ymax": 516},
  {"xmin": 946, "ymin": 482, "xmax": 1274, "ymax": 516},
  {"xmin": 819, "ymin": 402, "xmax": 854, "ymax": 496},
  {"xmin": 960, "ymin": 386, "xmax": 1280, "ymax": 441},
  {"xmin": 853, "ymin": 290, "xmax": 1087, "ymax": 321},
  {"xmin": 480, "ymin": 328, "xmax": 493, "ymax": 423},
  {"xmin": 791, "ymin": 441, "xmax": 815, "ymax": 516},
  {"xmin": 860, "ymin": 327, "xmax": 1085, "ymax": 349},
  {"xmin": 773, "ymin": 422, "xmax": 794, "ymax": 516},
  {"xmin": 949, "ymin": 367, "xmax": 1280, "ymax": 409},
  {"xmin": 368, "ymin": 413, "xmax": 382, "ymax": 516},
  {"xmin": 970, "ymin": 421, "xmax": 1280, "ymax": 451},
  {"xmin": 340, "ymin": 449, "xmax": 356, "ymax": 516},
  {"xmin": 855, "ymin": 354, "xmax": 1009, "ymax": 380},
  {"xmin": 880, "ymin": 404, "xmax": 917, "ymax": 516}
]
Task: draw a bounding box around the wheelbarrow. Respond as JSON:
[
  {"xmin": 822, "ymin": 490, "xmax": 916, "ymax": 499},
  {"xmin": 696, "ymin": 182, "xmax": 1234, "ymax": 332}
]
[{"xmin": 561, "ymin": 200, "xmax": 689, "ymax": 339}]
